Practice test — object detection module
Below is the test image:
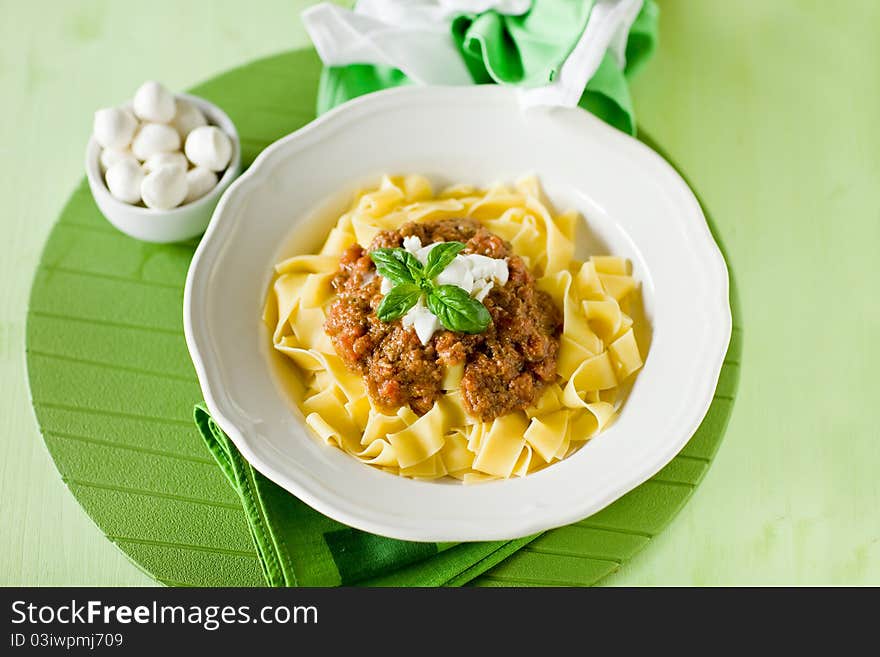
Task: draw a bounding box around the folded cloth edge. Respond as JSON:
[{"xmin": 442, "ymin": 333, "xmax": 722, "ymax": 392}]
[
  {"xmin": 302, "ymin": 3, "xmax": 472, "ymax": 85},
  {"xmin": 194, "ymin": 403, "xmax": 541, "ymax": 587},
  {"xmin": 518, "ymin": 0, "xmax": 643, "ymax": 108},
  {"xmin": 195, "ymin": 404, "xmax": 292, "ymax": 586}
]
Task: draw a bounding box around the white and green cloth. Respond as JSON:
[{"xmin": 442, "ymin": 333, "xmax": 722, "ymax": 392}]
[{"xmin": 304, "ymin": 0, "xmax": 659, "ymax": 134}]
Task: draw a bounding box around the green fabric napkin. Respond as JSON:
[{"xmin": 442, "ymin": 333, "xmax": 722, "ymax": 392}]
[
  {"xmin": 451, "ymin": 1, "xmax": 594, "ymax": 87},
  {"xmin": 317, "ymin": 0, "xmax": 659, "ymax": 135},
  {"xmin": 195, "ymin": 404, "xmax": 536, "ymax": 586}
]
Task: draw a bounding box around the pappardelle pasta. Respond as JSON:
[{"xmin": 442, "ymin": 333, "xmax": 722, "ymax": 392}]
[{"xmin": 264, "ymin": 175, "xmax": 644, "ymax": 482}]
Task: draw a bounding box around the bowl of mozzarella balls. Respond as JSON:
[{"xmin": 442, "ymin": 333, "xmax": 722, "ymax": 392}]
[{"xmin": 85, "ymin": 81, "xmax": 240, "ymax": 243}]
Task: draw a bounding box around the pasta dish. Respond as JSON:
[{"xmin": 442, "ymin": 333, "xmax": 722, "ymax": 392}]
[{"xmin": 264, "ymin": 175, "xmax": 644, "ymax": 482}]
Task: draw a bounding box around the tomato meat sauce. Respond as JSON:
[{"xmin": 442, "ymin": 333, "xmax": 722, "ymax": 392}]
[{"xmin": 324, "ymin": 218, "xmax": 561, "ymax": 421}]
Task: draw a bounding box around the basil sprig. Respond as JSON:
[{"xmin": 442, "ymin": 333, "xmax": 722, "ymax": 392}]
[
  {"xmin": 375, "ymin": 283, "xmax": 421, "ymax": 322},
  {"xmin": 424, "ymin": 241, "xmax": 466, "ymax": 278},
  {"xmin": 369, "ymin": 248, "xmax": 421, "ymax": 285},
  {"xmin": 426, "ymin": 284, "xmax": 492, "ymax": 334},
  {"xmin": 369, "ymin": 241, "xmax": 491, "ymax": 334}
]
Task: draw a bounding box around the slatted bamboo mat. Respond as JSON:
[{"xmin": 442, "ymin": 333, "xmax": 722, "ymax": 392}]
[{"xmin": 25, "ymin": 48, "xmax": 742, "ymax": 586}]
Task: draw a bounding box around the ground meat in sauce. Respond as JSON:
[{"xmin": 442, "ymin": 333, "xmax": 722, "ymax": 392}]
[{"xmin": 323, "ymin": 218, "xmax": 562, "ymax": 421}]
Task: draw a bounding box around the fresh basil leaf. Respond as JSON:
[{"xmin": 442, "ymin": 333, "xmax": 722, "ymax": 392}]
[
  {"xmin": 424, "ymin": 241, "xmax": 466, "ymax": 279},
  {"xmin": 400, "ymin": 249, "xmax": 426, "ymax": 282},
  {"xmin": 426, "ymin": 285, "xmax": 491, "ymax": 334},
  {"xmin": 369, "ymin": 248, "xmax": 423, "ymax": 285},
  {"xmin": 376, "ymin": 283, "xmax": 421, "ymax": 322}
]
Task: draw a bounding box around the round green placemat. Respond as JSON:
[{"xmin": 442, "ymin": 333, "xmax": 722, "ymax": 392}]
[{"xmin": 25, "ymin": 48, "xmax": 741, "ymax": 587}]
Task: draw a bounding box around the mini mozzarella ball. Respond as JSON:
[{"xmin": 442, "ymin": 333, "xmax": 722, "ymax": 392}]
[
  {"xmin": 171, "ymin": 99, "xmax": 207, "ymax": 140},
  {"xmin": 184, "ymin": 125, "xmax": 231, "ymax": 172},
  {"xmin": 143, "ymin": 151, "xmax": 188, "ymax": 173},
  {"xmin": 131, "ymin": 123, "xmax": 181, "ymax": 161},
  {"xmin": 132, "ymin": 80, "xmax": 175, "ymax": 123},
  {"xmin": 184, "ymin": 166, "xmax": 218, "ymax": 204},
  {"xmin": 141, "ymin": 164, "xmax": 188, "ymax": 210},
  {"xmin": 93, "ymin": 106, "xmax": 138, "ymax": 149},
  {"xmin": 105, "ymin": 159, "xmax": 145, "ymax": 204},
  {"xmin": 100, "ymin": 147, "xmax": 137, "ymax": 172}
]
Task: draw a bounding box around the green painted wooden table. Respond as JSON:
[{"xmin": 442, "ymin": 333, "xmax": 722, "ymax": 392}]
[{"xmin": 2, "ymin": 0, "xmax": 878, "ymax": 585}]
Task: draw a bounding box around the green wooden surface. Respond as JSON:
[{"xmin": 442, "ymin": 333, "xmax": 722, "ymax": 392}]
[
  {"xmin": 2, "ymin": 0, "xmax": 879, "ymax": 586},
  {"xmin": 22, "ymin": 45, "xmax": 740, "ymax": 587}
]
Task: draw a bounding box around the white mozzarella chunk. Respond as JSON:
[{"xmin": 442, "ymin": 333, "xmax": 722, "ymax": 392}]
[
  {"xmin": 132, "ymin": 80, "xmax": 176, "ymax": 123},
  {"xmin": 171, "ymin": 98, "xmax": 207, "ymax": 140},
  {"xmin": 402, "ymin": 298, "xmax": 441, "ymax": 346},
  {"xmin": 402, "ymin": 235, "xmax": 422, "ymax": 255},
  {"xmin": 415, "ymin": 242, "xmax": 442, "ymax": 264},
  {"xmin": 105, "ymin": 159, "xmax": 145, "ymax": 204},
  {"xmin": 183, "ymin": 166, "xmax": 219, "ymax": 203},
  {"xmin": 131, "ymin": 123, "xmax": 181, "ymax": 160},
  {"xmin": 435, "ymin": 257, "xmax": 474, "ymax": 293},
  {"xmin": 472, "ymin": 279, "xmax": 494, "ymax": 302},
  {"xmin": 93, "ymin": 107, "xmax": 138, "ymax": 149},
  {"xmin": 466, "ymin": 253, "xmax": 509, "ymax": 286},
  {"xmin": 143, "ymin": 151, "xmax": 188, "ymax": 173},
  {"xmin": 185, "ymin": 125, "xmax": 232, "ymax": 171},
  {"xmin": 141, "ymin": 164, "xmax": 188, "ymax": 210},
  {"xmin": 100, "ymin": 147, "xmax": 137, "ymax": 172}
]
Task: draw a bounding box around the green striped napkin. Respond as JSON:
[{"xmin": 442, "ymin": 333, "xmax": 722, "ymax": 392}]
[{"xmin": 195, "ymin": 405, "xmax": 535, "ymax": 586}]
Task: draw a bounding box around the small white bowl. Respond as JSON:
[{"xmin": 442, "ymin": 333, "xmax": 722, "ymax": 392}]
[{"xmin": 85, "ymin": 93, "xmax": 241, "ymax": 243}]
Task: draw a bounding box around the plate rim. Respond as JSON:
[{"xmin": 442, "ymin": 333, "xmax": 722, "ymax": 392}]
[{"xmin": 184, "ymin": 84, "xmax": 732, "ymax": 541}]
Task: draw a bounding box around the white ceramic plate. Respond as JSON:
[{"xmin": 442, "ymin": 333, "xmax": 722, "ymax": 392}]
[{"xmin": 184, "ymin": 85, "xmax": 730, "ymax": 542}]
